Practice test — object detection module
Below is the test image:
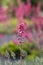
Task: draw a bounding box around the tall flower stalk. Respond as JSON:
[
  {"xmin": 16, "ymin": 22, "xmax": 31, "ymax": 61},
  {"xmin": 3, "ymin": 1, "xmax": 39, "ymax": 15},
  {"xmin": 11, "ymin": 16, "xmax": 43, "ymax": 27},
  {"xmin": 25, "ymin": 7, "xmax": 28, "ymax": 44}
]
[{"xmin": 17, "ymin": 23, "xmax": 25, "ymax": 65}]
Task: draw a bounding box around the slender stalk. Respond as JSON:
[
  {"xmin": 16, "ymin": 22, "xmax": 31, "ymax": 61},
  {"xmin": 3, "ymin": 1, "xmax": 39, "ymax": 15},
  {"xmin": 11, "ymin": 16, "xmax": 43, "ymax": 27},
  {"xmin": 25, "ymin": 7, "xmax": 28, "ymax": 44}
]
[{"xmin": 20, "ymin": 44, "xmax": 22, "ymax": 65}]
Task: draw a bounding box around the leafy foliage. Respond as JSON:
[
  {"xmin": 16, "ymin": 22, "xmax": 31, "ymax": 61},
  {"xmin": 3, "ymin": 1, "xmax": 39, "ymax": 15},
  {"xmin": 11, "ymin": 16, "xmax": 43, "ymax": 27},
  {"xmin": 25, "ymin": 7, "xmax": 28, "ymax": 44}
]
[
  {"xmin": 31, "ymin": 0, "xmax": 39, "ymax": 7},
  {"xmin": 0, "ymin": 42, "xmax": 42, "ymax": 59}
]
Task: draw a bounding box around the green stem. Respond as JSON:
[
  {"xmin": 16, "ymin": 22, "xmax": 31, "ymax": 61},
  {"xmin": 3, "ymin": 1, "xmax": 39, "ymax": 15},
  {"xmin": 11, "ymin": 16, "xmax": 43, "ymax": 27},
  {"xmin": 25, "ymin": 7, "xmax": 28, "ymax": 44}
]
[{"xmin": 20, "ymin": 44, "xmax": 22, "ymax": 65}]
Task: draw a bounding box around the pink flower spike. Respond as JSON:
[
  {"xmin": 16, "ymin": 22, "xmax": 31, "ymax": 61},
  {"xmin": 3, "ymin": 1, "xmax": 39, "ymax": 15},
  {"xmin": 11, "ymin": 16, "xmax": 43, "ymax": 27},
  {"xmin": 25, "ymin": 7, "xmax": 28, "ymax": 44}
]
[
  {"xmin": 18, "ymin": 23, "xmax": 25, "ymax": 35},
  {"xmin": 36, "ymin": 1, "xmax": 41, "ymax": 15},
  {"xmin": 38, "ymin": 18, "xmax": 42, "ymax": 30}
]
